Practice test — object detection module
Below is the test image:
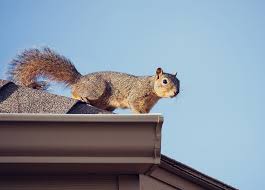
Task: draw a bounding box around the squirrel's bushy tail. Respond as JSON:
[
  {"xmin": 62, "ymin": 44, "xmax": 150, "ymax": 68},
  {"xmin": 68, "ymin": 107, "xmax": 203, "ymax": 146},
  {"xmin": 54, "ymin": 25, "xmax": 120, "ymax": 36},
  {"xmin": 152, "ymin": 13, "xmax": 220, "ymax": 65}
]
[{"xmin": 8, "ymin": 47, "xmax": 82, "ymax": 90}]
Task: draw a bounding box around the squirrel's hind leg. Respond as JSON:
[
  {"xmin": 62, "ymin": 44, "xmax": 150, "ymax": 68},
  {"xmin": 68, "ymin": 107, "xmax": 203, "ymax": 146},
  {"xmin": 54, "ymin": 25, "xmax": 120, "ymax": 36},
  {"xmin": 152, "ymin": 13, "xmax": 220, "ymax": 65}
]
[{"xmin": 72, "ymin": 76, "xmax": 107, "ymax": 101}]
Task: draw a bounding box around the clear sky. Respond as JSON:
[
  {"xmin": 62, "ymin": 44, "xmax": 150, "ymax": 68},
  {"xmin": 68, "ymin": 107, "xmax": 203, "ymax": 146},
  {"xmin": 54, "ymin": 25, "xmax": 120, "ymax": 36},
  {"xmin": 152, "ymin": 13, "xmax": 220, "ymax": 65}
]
[{"xmin": 0, "ymin": 0, "xmax": 264, "ymax": 189}]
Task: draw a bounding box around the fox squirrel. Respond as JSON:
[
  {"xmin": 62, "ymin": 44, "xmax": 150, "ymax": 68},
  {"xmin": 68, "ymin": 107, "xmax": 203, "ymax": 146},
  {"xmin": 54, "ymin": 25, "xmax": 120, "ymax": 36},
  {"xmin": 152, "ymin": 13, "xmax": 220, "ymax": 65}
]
[{"xmin": 8, "ymin": 48, "xmax": 180, "ymax": 113}]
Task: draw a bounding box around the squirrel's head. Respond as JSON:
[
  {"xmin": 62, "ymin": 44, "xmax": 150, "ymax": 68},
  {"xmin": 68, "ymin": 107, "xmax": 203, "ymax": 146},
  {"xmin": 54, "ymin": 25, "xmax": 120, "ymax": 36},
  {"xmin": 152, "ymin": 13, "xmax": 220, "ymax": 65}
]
[{"xmin": 153, "ymin": 68, "xmax": 180, "ymax": 98}]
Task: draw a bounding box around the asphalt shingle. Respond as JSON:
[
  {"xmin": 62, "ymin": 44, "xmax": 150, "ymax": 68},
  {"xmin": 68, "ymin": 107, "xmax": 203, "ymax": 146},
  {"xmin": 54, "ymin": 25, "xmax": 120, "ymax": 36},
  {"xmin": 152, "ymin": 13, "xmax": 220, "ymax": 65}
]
[{"xmin": 0, "ymin": 79, "xmax": 110, "ymax": 114}]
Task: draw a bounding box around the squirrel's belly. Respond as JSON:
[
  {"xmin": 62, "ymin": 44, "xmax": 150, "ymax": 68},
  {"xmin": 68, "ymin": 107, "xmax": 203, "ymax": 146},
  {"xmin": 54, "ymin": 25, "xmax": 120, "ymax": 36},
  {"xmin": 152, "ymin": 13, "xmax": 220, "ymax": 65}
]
[{"xmin": 110, "ymin": 99, "xmax": 129, "ymax": 109}]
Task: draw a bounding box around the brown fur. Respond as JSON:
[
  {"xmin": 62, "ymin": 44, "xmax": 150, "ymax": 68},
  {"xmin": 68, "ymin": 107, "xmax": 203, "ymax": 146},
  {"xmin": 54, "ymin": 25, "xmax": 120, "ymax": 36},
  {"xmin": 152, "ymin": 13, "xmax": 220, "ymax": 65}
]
[{"xmin": 8, "ymin": 48, "xmax": 81, "ymax": 89}]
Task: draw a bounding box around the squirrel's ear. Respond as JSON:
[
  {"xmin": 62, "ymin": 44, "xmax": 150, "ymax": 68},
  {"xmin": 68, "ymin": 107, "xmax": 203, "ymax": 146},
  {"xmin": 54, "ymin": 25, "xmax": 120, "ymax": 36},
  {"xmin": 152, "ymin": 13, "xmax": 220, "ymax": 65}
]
[
  {"xmin": 174, "ymin": 72, "xmax": 177, "ymax": 76},
  {"xmin": 156, "ymin": 68, "xmax": 163, "ymax": 79}
]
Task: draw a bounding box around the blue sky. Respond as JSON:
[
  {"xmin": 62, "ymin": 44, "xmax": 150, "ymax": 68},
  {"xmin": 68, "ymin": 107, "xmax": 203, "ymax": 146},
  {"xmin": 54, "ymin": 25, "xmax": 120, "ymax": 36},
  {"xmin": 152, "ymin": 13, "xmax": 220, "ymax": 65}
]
[{"xmin": 0, "ymin": 0, "xmax": 265, "ymax": 189}]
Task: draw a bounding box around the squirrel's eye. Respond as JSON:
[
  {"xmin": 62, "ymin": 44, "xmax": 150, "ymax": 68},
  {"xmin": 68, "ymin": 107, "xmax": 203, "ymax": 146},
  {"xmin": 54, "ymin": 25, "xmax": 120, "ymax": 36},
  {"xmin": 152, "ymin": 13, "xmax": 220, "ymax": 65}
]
[{"xmin": 162, "ymin": 79, "xmax": 168, "ymax": 85}]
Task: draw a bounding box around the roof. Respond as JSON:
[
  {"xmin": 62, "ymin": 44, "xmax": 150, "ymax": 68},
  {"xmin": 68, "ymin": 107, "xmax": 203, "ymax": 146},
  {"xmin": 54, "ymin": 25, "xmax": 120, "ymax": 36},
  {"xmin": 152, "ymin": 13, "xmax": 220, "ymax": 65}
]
[
  {"xmin": 159, "ymin": 155, "xmax": 238, "ymax": 190},
  {"xmin": 0, "ymin": 79, "xmax": 237, "ymax": 190},
  {"xmin": 0, "ymin": 79, "xmax": 109, "ymax": 114}
]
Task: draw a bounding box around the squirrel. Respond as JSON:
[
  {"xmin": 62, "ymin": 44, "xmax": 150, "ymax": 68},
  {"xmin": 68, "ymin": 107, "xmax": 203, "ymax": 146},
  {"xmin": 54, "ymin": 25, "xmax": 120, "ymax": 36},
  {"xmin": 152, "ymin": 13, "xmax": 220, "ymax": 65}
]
[{"xmin": 8, "ymin": 47, "xmax": 180, "ymax": 113}]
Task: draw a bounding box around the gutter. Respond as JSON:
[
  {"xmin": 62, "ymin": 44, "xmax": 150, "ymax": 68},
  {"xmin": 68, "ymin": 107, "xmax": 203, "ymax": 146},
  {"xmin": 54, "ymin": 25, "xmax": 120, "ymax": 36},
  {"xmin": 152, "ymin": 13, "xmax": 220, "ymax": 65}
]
[{"xmin": 0, "ymin": 113, "xmax": 163, "ymax": 175}]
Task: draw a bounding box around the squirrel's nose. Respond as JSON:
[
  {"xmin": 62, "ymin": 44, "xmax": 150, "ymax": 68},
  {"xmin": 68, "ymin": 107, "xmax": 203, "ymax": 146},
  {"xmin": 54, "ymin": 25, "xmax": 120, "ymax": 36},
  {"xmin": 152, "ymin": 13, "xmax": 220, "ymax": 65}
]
[
  {"xmin": 174, "ymin": 87, "xmax": 179, "ymax": 96},
  {"xmin": 172, "ymin": 90, "xmax": 178, "ymax": 97}
]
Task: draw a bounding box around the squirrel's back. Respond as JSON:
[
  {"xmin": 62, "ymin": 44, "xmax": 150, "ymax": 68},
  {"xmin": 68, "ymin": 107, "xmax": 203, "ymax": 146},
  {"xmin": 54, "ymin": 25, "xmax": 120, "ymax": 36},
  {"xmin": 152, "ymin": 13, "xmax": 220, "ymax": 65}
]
[{"xmin": 82, "ymin": 71, "xmax": 152, "ymax": 95}]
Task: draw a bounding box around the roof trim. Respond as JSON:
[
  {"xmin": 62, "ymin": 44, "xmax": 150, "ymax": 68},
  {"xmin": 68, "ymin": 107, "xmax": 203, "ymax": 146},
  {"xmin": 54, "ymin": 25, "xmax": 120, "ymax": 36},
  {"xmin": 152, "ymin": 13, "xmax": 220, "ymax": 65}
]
[{"xmin": 159, "ymin": 155, "xmax": 238, "ymax": 190}]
